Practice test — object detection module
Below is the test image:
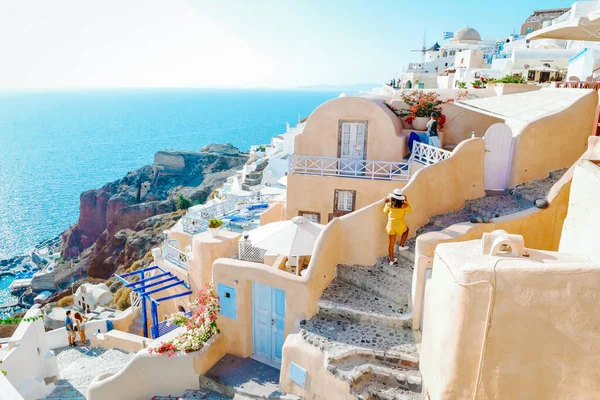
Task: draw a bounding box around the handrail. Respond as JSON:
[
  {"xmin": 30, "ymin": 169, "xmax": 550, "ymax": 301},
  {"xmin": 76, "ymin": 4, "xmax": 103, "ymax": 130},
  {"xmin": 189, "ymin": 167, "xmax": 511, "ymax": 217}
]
[
  {"xmin": 288, "ymin": 155, "xmax": 410, "ymax": 181},
  {"xmin": 411, "ymin": 142, "xmax": 452, "ymax": 166},
  {"xmin": 162, "ymin": 245, "xmax": 189, "ymax": 270}
]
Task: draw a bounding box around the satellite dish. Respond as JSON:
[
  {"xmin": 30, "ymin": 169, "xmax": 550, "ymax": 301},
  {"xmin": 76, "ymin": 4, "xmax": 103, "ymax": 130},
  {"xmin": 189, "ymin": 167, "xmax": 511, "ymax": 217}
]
[{"xmin": 524, "ymin": 64, "xmax": 530, "ymax": 70}]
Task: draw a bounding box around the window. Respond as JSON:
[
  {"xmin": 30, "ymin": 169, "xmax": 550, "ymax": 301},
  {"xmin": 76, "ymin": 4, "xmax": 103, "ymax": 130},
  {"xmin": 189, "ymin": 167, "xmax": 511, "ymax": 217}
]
[
  {"xmin": 299, "ymin": 211, "xmax": 321, "ymax": 223},
  {"xmin": 450, "ymin": 50, "xmax": 456, "ymax": 56},
  {"xmin": 442, "ymin": 51, "xmax": 448, "ymax": 58},
  {"xmin": 528, "ymin": 70, "xmax": 535, "ymax": 81},
  {"xmin": 526, "ymin": 26, "xmax": 534, "ymax": 34},
  {"xmin": 334, "ymin": 190, "xmax": 356, "ymax": 215}
]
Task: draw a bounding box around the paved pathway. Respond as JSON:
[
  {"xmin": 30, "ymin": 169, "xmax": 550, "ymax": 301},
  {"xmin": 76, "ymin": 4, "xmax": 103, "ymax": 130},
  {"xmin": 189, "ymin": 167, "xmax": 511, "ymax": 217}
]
[{"xmin": 45, "ymin": 345, "xmax": 135, "ymax": 399}]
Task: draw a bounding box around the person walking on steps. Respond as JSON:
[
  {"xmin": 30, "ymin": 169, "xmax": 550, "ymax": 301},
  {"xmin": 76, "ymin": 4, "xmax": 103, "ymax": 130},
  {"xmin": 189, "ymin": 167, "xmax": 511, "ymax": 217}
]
[
  {"xmin": 74, "ymin": 312, "xmax": 88, "ymax": 345},
  {"xmin": 384, "ymin": 189, "xmax": 412, "ymax": 265},
  {"xmin": 65, "ymin": 310, "xmax": 76, "ymax": 347}
]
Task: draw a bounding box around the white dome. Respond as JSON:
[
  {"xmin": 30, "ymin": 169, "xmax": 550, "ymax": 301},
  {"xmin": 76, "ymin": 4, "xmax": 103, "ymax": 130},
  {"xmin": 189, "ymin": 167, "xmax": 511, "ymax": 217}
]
[{"xmin": 453, "ymin": 27, "xmax": 481, "ymax": 43}]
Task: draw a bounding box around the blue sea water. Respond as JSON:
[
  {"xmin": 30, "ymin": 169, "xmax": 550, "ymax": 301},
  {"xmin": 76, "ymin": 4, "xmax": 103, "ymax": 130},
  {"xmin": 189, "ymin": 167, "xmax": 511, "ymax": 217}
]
[{"xmin": 0, "ymin": 89, "xmax": 338, "ymax": 260}]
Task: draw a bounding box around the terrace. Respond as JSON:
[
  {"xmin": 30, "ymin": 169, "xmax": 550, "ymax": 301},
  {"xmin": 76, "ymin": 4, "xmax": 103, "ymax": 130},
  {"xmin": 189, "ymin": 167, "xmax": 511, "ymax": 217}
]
[{"xmin": 288, "ymin": 142, "xmax": 451, "ymax": 181}]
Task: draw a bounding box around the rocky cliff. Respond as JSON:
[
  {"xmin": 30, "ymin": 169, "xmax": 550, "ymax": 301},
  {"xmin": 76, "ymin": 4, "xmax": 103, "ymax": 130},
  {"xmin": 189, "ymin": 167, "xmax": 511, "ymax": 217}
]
[{"xmin": 61, "ymin": 144, "xmax": 248, "ymax": 279}]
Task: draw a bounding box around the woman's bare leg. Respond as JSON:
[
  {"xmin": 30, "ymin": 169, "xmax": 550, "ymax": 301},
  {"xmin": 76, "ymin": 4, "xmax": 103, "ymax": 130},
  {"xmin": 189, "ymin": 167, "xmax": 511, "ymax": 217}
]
[
  {"xmin": 388, "ymin": 234, "xmax": 396, "ymax": 262},
  {"xmin": 400, "ymin": 228, "xmax": 409, "ymax": 247}
]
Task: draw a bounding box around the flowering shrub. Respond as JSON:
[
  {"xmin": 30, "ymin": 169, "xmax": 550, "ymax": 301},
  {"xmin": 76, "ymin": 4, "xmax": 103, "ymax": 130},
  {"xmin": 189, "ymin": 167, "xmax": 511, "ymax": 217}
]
[
  {"xmin": 148, "ymin": 283, "xmax": 220, "ymax": 356},
  {"xmin": 400, "ymin": 90, "xmax": 445, "ymax": 118}
]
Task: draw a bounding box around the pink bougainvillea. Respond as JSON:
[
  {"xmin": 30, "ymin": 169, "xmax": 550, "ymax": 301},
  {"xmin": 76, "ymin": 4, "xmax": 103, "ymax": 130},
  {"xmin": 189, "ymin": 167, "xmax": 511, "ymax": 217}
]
[{"xmin": 148, "ymin": 283, "xmax": 220, "ymax": 356}]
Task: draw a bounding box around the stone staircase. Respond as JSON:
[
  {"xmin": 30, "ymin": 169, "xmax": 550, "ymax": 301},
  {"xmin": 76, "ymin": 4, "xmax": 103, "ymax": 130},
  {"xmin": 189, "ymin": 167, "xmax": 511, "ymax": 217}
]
[
  {"xmin": 151, "ymin": 389, "xmax": 231, "ymax": 400},
  {"xmin": 46, "ymin": 345, "xmax": 135, "ymax": 400},
  {"xmin": 128, "ymin": 307, "xmax": 145, "ymax": 336},
  {"xmin": 299, "ymin": 169, "xmax": 566, "ymax": 399}
]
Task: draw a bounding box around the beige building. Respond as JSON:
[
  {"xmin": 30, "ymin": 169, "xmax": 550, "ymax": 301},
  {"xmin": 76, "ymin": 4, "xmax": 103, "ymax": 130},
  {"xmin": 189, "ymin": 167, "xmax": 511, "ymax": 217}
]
[{"xmin": 286, "ymin": 96, "xmax": 411, "ymax": 223}]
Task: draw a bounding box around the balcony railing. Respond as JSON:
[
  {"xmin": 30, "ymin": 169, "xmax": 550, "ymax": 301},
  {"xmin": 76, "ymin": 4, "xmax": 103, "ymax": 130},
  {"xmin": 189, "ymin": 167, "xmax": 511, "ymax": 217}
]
[
  {"xmin": 411, "ymin": 142, "xmax": 452, "ymax": 166},
  {"xmin": 555, "ymin": 81, "xmax": 600, "ymax": 90},
  {"xmin": 181, "ymin": 215, "xmax": 208, "ymax": 235},
  {"xmin": 288, "ymin": 156, "xmax": 410, "ymax": 181},
  {"xmin": 238, "ymin": 239, "xmax": 267, "ymax": 262},
  {"xmin": 162, "ymin": 244, "xmax": 189, "ymax": 270}
]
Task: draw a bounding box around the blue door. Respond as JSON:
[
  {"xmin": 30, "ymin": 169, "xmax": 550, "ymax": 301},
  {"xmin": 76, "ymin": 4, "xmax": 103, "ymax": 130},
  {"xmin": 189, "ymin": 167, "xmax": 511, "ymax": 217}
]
[{"xmin": 252, "ymin": 282, "xmax": 286, "ymax": 368}]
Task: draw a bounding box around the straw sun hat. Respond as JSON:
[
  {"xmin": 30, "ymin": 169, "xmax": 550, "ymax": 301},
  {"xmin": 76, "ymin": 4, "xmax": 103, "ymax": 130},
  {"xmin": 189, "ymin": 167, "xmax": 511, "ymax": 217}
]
[{"xmin": 389, "ymin": 189, "xmax": 406, "ymax": 201}]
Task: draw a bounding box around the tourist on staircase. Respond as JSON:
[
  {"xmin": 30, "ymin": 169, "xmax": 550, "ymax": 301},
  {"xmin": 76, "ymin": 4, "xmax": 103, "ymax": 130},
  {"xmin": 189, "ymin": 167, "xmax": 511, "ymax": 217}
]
[
  {"xmin": 65, "ymin": 310, "xmax": 76, "ymax": 347},
  {"xmin": 74, "ymin": 312, "xmax": 89, "ymax": 345},
  {"xmin": 384, "ymin": 189, "xmax": 412, "ymax": 265}
]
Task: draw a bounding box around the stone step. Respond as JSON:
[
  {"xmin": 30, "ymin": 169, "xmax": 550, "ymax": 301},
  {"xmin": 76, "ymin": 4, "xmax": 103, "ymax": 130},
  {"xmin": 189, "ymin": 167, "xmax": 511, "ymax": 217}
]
[
  {"xmin": 151, "ymin": 389, "xmax": 230, "ymax": 400},
  {"xmin": 199, "ymin": 354, "xmax": 299, "ymax": 400},
  {"xmin": 354, "ymin": 381, "xmax": 422, "ymax": 400},
  {"xmin": 465, "ymin": 195, "xmax": 533, "ymax": 220},
  {"xmin": 317, "ymin": 280, "xmax": 411, "ymax": 329},
  {"xmin": 300, "ymin": 317, "xmax": 419, "ymax": 361},
  {"xmin": 337, "ymin": 263, "xmax": 411, "ymax": 305}
]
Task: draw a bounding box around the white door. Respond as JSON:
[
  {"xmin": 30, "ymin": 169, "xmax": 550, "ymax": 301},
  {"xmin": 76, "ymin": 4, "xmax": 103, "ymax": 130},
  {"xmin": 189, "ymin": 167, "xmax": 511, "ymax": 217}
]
[
  {"xmin": 484, "ymin": 123, "xmax": 514, "ymax": 190},
  {"xmin": 252, "ymin": 282, "xmax": 286, "ymax": 369},
  {"xmin": 340, "ymin": 122, "xmax": 366, "ymax": 173}
]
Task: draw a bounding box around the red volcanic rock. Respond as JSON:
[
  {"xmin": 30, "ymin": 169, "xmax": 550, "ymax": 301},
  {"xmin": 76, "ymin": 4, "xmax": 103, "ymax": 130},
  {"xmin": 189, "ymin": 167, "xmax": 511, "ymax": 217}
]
[
  {"xmin": 106, "ymin": 201, "xmax": 175, "ymax": 236},
  {"xmin": 78, "ymin": 189, "xmax": 112, "ymax": 241}
]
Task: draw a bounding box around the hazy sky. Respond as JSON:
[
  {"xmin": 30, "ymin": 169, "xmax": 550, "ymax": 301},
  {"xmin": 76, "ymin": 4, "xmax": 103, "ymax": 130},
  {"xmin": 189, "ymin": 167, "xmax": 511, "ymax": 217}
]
[{"xmin": 0, "ymin": 0, "xmax": 575, "ymax": 89}]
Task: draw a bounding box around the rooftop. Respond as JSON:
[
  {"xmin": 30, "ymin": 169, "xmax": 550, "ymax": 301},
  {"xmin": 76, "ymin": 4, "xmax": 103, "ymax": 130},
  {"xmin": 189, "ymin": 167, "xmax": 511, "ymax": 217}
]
[{"xmin": 455, "ymin": 88, "xmax": 593, "ymax": 123}]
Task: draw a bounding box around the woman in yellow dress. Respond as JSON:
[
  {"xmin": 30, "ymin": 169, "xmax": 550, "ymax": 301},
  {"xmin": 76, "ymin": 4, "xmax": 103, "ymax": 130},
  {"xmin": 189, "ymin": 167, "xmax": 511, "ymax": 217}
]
[{"xmin": 383, "ymin": 189, "xmax": 412, "ymax": 265}]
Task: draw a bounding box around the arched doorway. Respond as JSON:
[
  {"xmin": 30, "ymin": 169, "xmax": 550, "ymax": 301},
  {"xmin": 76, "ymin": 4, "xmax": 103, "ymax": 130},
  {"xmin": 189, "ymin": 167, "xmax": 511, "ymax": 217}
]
[
  {"xmin": 406, "ymin": 80, "xmax": 413, "ymax": 89},
  {"xmin": 177, "ymin": 305, "xmax": 186, "ymax": 313},
  {"xmin": 484, "ymin": 123, "xmax": 514, "ymax": 190}
]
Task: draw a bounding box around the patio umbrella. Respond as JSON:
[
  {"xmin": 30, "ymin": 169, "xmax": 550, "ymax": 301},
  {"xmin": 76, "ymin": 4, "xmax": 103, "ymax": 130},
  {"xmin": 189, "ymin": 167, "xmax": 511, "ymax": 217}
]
[
  {"xmin": 527, "ymin": 17, "xmax": 600, "ymax": 42},
  {"xmin": 248, "ymin": 216, "xmax": 324, "ymax": 256}
]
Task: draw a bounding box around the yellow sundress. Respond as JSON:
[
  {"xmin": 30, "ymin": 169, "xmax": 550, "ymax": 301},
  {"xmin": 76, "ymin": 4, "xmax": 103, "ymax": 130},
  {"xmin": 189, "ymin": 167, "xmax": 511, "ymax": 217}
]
[{"xmin": 383, "ymin": 203, "xmax": 412, "ymax": 235}]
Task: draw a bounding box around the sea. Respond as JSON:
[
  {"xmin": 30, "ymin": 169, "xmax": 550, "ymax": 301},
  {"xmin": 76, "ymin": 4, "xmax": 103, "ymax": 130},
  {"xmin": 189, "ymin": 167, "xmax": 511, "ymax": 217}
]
[{"xmin": 0, "ymin": 88, "xmax": 338, "ymax": 263}]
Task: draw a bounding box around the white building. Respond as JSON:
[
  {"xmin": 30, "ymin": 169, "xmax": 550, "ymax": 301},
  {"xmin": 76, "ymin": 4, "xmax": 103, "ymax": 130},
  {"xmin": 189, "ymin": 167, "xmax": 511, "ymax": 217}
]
[{"xmin": 73, "ymin": 283, "xmax": 113, "ymax": 313}]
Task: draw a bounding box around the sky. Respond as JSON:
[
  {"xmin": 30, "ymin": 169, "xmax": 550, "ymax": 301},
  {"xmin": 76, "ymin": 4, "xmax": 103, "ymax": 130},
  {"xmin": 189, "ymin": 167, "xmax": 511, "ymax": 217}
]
[{"xmin": 0, "ymin": 0, "xmax": 577, "ymax": 89}]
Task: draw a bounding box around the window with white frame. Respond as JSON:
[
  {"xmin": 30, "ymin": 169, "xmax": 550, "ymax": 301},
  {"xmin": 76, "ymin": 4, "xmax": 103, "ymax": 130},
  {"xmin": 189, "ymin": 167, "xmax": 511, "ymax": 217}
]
[
  {"xmin": 299, "ymin": 211, "xmax": 321, "ymax": 223},
  {"xmin": 335, "ymin": 190, "xmax": 355, "ymax": 213}
]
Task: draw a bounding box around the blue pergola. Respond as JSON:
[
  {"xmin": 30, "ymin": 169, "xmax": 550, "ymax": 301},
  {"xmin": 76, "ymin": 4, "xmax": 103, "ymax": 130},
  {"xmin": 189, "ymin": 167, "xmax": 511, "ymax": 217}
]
[{"xmin": 114, "ymin": 265, "xmax": 192, "ymax": 339}]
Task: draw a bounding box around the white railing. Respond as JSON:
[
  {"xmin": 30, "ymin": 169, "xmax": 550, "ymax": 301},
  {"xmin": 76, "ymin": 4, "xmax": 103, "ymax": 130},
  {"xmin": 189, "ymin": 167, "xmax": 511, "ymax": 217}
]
[
  {"xmin": 129, "ymin": 291, "xmax": 141, "ymax": 309},
  {"xmin": 238, "ymin": 239, "xmax": 267, "ymax": 262},
  {"xmin": 162, "ymin": 244, "xmax": 189, "ymax": 270},
  {"xmin": 288, "ymin": 156, "xmax": 410, "ymax": 181},
  {"xmin": 187, "ymin": 193, "xmax": 279, "ymax": 220},
  {"xmin": 411, "ymin": 142, "xmax": 451, "ymax": 166},
  {"xmin": 181, "ymin": 215, "xmax": 208, "ymax": 234}
]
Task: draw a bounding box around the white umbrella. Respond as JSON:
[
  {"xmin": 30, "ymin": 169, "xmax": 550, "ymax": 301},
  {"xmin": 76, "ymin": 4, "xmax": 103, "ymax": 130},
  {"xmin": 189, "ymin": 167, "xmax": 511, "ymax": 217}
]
[
  {"xmin": 249, "ymin": 216, "xmax": 324, "ymax": 256},
  {"xmin": 527, "ymin": 17, "xmax": 600, "ymax": 42}
]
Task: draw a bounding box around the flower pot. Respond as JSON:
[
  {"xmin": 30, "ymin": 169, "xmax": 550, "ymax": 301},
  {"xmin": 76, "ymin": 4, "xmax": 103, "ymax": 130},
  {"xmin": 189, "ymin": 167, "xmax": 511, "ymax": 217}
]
[
  {"xmin": 209, "ymin": 228, "xmax": 220, "ymax": 238},
  {"xmin": 412, "ymin": 117, "xmax": 429, "ymax": 131}
]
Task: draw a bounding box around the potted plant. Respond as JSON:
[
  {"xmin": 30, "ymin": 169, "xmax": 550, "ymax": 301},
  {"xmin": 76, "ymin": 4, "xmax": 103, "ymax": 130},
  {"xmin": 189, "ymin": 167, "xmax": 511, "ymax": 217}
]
[
  {"xmin": 208, "ymin": 218, "xmax": 223, "ymax": 238},
  {"xmin": 398, "ymin": 90, "xmax": 446, "ymax": 131},
  {"xmin": 456, "ymin": 81, "xmax": 467, "ymax": 89}
]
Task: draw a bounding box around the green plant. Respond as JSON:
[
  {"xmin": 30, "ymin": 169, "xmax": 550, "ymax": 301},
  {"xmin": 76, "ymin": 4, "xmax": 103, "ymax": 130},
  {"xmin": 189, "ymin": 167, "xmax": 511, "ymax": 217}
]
[
  {"xmin": 471, "ymin": 80, "xmax": 484, "ymax": 88},
  {"xmin": 1, "ymin": 370, "xmax": 6, "ymax": 376},
  {"xmin": 0, "ymin": 315, "xmax": 43, "ymax": 325},
  {"xmin": 176, "ymin": 194, "xmax": 192, "ymax": 210},
  {"xmin": 208, "ymin": 218, "xmax": 223, "ymax": 229},
  {"xmin": 488, "ymin": 74, "xmax": 525, "ymax": 84},
  {"xmin": 258, "ymin": 146, "xmax": 266, "ymax": 152},
  {"xmin": 457, "ymin": 81, "xmax": 467, "ymax": 89}
]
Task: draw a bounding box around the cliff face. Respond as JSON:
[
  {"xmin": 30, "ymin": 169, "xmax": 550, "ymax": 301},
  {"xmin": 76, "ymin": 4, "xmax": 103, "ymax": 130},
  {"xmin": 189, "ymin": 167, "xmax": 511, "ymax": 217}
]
[{"xmin": 61, "ymin": 144, "xmax": 248, "ymax": 279}]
